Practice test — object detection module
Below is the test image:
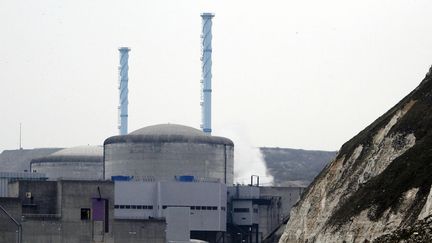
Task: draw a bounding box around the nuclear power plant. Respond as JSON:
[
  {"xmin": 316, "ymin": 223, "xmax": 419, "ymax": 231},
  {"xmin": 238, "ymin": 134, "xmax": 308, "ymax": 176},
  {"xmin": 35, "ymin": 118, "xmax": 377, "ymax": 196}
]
[
  {"xmin": 0, "ymin": 13, "xmax": 304, "ymax": 243},
  {"xmin": 104, "ymin": 124, "xmax": 234, "ymax": 184}
]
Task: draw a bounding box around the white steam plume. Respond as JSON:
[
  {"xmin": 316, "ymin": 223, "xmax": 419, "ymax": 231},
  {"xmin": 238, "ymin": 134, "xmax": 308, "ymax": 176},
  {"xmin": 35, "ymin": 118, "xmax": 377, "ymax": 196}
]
[{"xmin": 216, "ymin": 124, "xmax": 274, "ymax": 186}]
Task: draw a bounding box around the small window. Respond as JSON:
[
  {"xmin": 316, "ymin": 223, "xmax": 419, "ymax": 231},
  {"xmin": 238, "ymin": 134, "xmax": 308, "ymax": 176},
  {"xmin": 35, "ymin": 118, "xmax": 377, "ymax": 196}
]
[
  {"xmin": 137, "ymin": 205, "xmax": 142, "ymax": 209},
  {"xmin": 162, "ymin": 206, "xmax": 167, "ymax": 209},
  {"xmin": 206, "ymin": 206, "xmax": 212, "ymax": 210},
  {"xmin": 195, "ymin": 206, "xmax": 201, "ymax": 210},
  {"xmin": 191, "ymin": 206, "xmax": 195, "ymax": 210},
  {"xmin": 212, "ymin": 206, "xmax": 217, "ymax": 210},
  {"xmin": 148, "ymin": 205, "xmax": 153, "ymax": 209},
  {"xmin": 125, "ymin": 205, "xmax": 130, "ymax": 209},
  {"xmin": 114, "ymin": 205, "xmax": 119, "ymax": 209},
  {"xmin": 131, "ymin": 205, "xmax": 137, "ymax": 209},
  {"xmin": 81, "ymin": 208, "xmax": 91, "ymax": 220},
  {"xmin": 119, "ymin": 205, "xmax": 125, "ymax": 209}
]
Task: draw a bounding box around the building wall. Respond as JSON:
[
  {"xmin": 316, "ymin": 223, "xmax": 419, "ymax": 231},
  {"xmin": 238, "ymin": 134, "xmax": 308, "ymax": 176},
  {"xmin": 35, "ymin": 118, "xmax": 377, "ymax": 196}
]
[
  {"xmin": 113, "ymin": 219, "xmax": 165, "ymax": 243},
  {"xmin": 59, "ymin": 180, "xmax": 115, "ymax": 243},
  {"xmin": 31, "ymin": 162, "xmax": 103, "ymax": 180},
  {"xmin": 105, "ymin": 142, "xmax": 234, "ymax": 184},
  {"xmin": 0, "ymin": 180, "xmax": 170, "ymax": 243},
  {"xmin": 114, "ymin": 180, "xmax": 227, "ymax": 231},
  {"xmin": 258, "ymin": 187, "xmax": 304, "ymax": 240},
  {"xmin": 0, "ymin": 148, "xmax": 62, "ymax": 172},
  {"xmin": 259, "ymin": 187, "xmax": 304, "ymax": 217},
  {"xmin": 0, "ymin": 172, "xmax": 47, "ymax": 197},
  {"xmin": 9, "ymin": 180, "xmax": 58, "ymax": 215}
]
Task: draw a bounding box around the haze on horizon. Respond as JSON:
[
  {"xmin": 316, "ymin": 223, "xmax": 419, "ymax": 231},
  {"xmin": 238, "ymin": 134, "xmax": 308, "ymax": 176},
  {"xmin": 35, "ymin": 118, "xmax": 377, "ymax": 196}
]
[{"xmin": 1, "ymin": 0, "xmax": 431, "ymax": 152}]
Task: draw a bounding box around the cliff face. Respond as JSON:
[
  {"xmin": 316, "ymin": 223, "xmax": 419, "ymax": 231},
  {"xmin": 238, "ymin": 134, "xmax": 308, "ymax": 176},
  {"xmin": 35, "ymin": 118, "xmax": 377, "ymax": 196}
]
[{"xmin": 280, "ymin": 67, "xmax": 432, "ymax": 243}]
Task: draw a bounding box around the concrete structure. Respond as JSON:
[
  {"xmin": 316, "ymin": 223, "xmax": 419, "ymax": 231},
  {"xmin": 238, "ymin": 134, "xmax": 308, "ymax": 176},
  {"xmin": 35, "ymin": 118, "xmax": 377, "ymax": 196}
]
[
  {"xmin": 0, "ymin": 172, "xmax": 47, "ymax": 197},
  {"xmin": 200, "ymin": 13, "xmax": 214, "ymax": 135},
  {"xmin": 0, "ymin": 148, "xmax": 62, "ymax": 173},
  {"xmin": 114, "ymin": 180, "xmax": 226, "ymax": 231},
  {"xmin": 104, "ymin": 124, "xmax": 234, "ymax": 184},
  {"xmin": 226, "ymin": 185, "xmax": 305, "ymax": 242},
  {"xmin": 166, "ymin": 207, "xmax": 191, "ymax": 242},
  {"xmin": 30, "ymin": 146, "xmax": 103, "ymax": 180},
  {"xmin": 118, "ymin": 47, "xmax": 130, "ymax": 135},
  {"xmin": 0, "ymin": 180, "xmax": 166, "ymax": 243},
  {"xmin": 114, "ymin": 179, "xmax": 226, "ymax": 242}
]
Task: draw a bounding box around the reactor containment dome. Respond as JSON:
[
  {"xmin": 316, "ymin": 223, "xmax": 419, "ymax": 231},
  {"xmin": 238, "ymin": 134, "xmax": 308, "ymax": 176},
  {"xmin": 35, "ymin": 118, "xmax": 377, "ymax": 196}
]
[
  {"xmin": 30, "ymin": 146, "xmax": 103, "ymax": 180},
  {"xmin": 104, "ymin": 124, "xmax": 234, "ymax": 184}
]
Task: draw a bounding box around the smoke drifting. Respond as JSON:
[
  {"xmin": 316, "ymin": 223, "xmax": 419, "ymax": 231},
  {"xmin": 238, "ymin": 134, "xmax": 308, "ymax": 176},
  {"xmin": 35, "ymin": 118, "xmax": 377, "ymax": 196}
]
[{"xmin": 216, "ymin": 125, "xmax": 274, "ymax": 185}]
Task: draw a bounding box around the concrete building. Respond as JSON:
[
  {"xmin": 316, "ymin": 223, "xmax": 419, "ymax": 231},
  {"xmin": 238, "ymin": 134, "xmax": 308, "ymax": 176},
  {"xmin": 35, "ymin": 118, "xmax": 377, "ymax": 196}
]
[
  {"xmin": 0, "ymin": 172, "xmax": 47, "ymax": 197},
  {"xmin": 30, "ymin": 146, "xmax": 103, "ymax": 180},
  {"xmin": 0, "ymin": 148, "xmax": 62, "ymax": 173},
  {"xmin": 104, "ymin": 124, "xmax": 234, "ymax": 184},
  {"xmin": 0, "ymin": 180, "xmax": 166, "ymax": 243},
  {"xmin": 114, "ymin": 178, "xmax": 227, "ymax": 242},
  {"xmin": 226, "ymin": 185, "xmax": 305, "ymax": 243}
]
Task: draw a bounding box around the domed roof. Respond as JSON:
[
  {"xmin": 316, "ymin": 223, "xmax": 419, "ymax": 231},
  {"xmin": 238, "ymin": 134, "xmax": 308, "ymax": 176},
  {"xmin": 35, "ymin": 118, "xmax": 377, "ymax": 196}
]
[
  {"xmin": 104, "ymin": 123, "xmax": 234, "ymax": 146},
  {"xmin": 130, "ymin": 124, "xmax": 205, "ymax": 137},
  {"xmin": 31, "ymin": 145, "xmax": 103, "ymax": 163}
]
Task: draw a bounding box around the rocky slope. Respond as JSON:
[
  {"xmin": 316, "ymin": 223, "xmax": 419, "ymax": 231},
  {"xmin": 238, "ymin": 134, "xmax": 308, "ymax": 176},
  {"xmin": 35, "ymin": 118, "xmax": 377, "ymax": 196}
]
[
  {"xmin": 261, "ymin": 148, "xmax": 336, "ymax": 187},
  {"xmin": 280, "ymin": 67, "xmax": 432, "ymax": 243}
]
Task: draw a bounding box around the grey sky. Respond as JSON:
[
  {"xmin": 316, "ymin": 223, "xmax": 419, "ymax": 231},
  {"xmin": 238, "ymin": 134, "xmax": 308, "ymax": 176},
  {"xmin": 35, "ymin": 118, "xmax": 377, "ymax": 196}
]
[{"xmin": 1, "ymin": 0, "xmax": 431, "ymax": 151}]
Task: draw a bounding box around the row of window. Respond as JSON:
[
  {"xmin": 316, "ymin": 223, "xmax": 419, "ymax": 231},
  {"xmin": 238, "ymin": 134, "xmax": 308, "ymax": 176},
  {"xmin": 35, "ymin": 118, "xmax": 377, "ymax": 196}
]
[
  {"xmin": 163, "ymin": 205, "xmax": 226, "ymax": 211},
  {"xmin": 114, "ymin": 205, "xmax": 153, "ymax": 209},
  {"xmin": 114, "ymin": 205, "xmax": 226, "ymax": 211}
]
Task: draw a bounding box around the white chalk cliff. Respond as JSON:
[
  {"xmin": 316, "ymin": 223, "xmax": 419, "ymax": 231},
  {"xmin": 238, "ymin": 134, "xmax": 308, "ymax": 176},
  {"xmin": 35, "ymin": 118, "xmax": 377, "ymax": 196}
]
[{"xmin": 280, "ymin": 67, "xmax": 432, "ymax": 243}]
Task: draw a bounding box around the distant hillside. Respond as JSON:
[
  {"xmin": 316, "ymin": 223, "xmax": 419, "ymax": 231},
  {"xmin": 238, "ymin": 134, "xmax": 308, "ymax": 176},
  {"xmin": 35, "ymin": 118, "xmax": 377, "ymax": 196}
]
[
  {"xmin": 261, "ymin": 147, "xmax": 336, "ymax": 187},
  {"xmin": 0, "ymin": 148, "xmax": 62, "ymax": 172}
]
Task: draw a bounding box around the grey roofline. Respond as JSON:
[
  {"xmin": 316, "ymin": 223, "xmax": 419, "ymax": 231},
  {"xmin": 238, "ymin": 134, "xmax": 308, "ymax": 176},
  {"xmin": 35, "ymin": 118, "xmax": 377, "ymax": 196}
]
[
  {"xmin": 103, "ymin": 134, "xmax": 234, "ymax": 146},
  {"xmin": 30, "ymin": 155, "xmax": 103, "ymax": 164}
]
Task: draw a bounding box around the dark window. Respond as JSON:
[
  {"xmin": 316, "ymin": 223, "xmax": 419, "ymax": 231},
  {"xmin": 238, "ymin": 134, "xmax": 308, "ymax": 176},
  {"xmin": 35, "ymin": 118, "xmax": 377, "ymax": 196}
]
[
  {"xmin": 131, "ymin": 205, "xmax": 137, "ymax": 209},
  {"xmin": 148, "ymin": 205, "xmax": 153, "ymax": 209},
  {"xmin": 195, "ymin": 206, "xmax": 201, "ymax": 210},
  {"xmin": 125, "ymin": 205, "xmax": 130, "ymax": 209},
  {"xmin": 81, "ymin": 208, "xmax": 91, "ymax": 220},
  {"xmin": 234, "ymin": 208, "xmax": 250, "ymax": 213},
  {"xmin": 206, "ymin": 206, "xmax": 212, "ymax": 210},
  {"xmin": 114, "ymin": 205, "xmax": 119, "ymax": 209},
  {"xmin": 191, "ymin": 206, "xmax": 195, "ymax": 210},
  {"xmin": 162, "ymin": 206, "xmax": 167, "ymax": 209},
  {"xmin": 212, "ymin": 206, "xmax": 217, "ymax": 210},
  {"xmin": 119, "ymin": 205, "xmax": 125, "ymax": 209},
  {"xmin": 137, "ymin": 205, "xmax": 142, "ymax": 209}
]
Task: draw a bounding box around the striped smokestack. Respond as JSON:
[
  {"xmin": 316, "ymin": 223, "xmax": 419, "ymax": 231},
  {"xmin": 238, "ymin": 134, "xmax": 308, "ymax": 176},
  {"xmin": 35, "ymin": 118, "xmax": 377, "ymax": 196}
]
[
  {"xmin": 118, "ymin": 47, "xmax": 130, "ymax": 135},
  {"xmin": 200, "ymin": 13, "xmax": 214, "ymax": 135}
]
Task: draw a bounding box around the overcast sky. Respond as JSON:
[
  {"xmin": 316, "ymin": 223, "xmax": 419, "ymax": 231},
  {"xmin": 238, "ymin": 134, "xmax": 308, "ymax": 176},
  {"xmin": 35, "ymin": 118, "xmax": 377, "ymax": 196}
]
[{"xmin": 1, "ymin": 0, "xmax": 431, "ymax": 152}]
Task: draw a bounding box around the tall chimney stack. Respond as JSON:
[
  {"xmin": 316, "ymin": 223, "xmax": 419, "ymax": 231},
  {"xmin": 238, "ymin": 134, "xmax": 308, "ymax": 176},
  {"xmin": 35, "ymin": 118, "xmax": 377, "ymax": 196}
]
[
  {"xmin": 118, "ymin": 47, "xmax": 130, "ymax": 135},
  {"xmin": 200, "ymin": 13, "xmax": 214, "ymax": 135}
]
